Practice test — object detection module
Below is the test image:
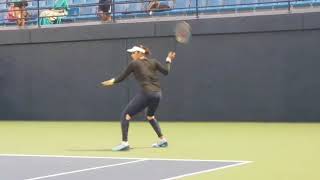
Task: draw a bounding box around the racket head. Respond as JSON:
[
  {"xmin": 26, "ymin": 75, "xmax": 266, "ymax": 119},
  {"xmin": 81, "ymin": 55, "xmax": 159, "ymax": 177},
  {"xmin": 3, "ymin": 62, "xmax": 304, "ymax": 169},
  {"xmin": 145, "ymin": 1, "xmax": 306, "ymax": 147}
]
[{"xmin": 174, "ymin": 21, "xmax": 192, "ymax": 44}]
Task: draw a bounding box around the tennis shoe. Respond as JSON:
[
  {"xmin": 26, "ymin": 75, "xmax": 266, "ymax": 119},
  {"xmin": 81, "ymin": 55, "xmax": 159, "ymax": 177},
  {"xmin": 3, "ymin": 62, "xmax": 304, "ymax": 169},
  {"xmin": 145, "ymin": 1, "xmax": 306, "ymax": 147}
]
[
  {"xmin": 152, "ymin": 140, "xmax": 168, "ymax": 148},
  {"xmin": 112, "ymin": 142, "xmax": 130, "ymax": 151}
]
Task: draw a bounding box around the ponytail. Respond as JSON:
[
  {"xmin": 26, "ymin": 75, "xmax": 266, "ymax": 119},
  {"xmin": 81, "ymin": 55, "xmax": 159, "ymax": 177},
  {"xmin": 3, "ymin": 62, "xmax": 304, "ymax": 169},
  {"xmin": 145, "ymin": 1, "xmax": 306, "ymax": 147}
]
[{"xmin": 139, "ymin": 45, "xmax": 151, "ymax": 56}]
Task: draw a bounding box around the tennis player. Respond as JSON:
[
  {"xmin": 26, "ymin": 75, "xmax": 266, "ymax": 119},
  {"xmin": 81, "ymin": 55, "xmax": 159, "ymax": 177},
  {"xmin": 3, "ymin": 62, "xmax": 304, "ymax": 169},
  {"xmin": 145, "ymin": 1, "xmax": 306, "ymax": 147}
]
[{"xmin": 102, "ymin": 45, "xmax": 176, "ymax": 151}]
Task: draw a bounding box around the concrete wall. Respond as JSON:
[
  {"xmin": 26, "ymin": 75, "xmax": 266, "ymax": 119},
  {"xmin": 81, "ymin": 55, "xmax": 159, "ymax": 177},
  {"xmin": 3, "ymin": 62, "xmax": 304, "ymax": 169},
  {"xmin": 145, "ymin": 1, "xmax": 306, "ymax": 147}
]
[{"xmin": 0, "ymin": 12, "xmax": 320, "ymax": 121}]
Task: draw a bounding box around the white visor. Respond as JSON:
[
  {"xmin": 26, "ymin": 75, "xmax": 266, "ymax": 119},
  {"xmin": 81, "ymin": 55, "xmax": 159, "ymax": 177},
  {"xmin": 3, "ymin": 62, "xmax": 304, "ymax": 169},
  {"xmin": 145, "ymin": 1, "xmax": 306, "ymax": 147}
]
[{"xmin": 127, "ymin": 46, "xmax": 146, "ymax": 53}]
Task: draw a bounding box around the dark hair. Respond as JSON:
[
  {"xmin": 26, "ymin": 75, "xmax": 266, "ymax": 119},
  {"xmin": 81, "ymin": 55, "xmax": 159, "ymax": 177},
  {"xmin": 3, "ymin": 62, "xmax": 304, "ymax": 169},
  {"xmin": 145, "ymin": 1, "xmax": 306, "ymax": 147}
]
[{"xmin": 139, "ymin": 45, "xmax": 151, "ymax": 56}]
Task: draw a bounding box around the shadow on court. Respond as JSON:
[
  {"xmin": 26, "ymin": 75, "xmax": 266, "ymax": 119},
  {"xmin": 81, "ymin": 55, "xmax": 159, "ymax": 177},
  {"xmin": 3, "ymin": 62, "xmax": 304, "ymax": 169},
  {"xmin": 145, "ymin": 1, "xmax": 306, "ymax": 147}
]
[
  {"xmin": 68, "ymin": 149, "xmax": 113, "ymax": 152},
  {"xmin": 67, "ymin": 146, "xmax": 153, "ymax": 152}
]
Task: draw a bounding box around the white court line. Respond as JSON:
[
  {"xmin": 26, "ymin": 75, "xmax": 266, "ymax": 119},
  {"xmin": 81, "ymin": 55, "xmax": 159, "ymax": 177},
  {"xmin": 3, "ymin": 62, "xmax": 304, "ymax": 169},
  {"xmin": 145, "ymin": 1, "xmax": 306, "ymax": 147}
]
[
  {"xmin": 23, "ymin": 159, "xmax": 146, "ymax": 180},
  {"xmin": 162, "ymin": 161, "xmax": 252, "ymax": 180},
  {"xmin": 0, "ymin": 154, "xmax": 252, "ymax": 180},
  {"xmin": 0, "ymin": 154, "xmax": 251, "ymax": 163}
]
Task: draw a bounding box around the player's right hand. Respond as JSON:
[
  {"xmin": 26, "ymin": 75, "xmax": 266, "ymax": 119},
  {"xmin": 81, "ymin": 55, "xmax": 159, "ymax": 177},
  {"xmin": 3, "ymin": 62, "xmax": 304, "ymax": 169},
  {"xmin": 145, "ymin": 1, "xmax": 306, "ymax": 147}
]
[
  {"xmin": 101, "ymin": 78, "xmax": 115, "ymax": 87},
  {"xmin": 167, "ymin": 51, "xmax": 176, "ymax": 61}
]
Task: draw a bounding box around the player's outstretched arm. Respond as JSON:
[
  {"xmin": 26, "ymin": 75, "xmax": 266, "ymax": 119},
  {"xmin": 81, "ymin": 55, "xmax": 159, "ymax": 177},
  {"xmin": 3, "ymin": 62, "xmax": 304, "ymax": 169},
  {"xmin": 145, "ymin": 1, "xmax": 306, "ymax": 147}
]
[{"xmin": 101, "ymin": 62, "xmax": 134, "ymax": 87}]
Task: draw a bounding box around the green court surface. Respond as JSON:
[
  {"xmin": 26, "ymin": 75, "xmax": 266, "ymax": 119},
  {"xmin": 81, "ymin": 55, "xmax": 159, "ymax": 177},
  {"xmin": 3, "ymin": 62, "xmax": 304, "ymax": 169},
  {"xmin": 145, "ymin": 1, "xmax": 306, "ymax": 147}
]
[{"xmin": 0, "ymin": 121, "xmax": 319, "ymax": 180}]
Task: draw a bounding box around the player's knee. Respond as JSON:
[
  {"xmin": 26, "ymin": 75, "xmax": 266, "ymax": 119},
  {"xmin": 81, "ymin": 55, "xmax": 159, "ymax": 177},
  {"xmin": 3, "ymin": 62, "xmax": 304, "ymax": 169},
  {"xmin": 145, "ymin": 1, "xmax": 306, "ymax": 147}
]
[
  {"xmin": 147, "ymin": 116, "xmax": 155, "ymax": 121},
  {"xmin": 125, "ymin": 114, "xmax": 131, "ymax": 121}
]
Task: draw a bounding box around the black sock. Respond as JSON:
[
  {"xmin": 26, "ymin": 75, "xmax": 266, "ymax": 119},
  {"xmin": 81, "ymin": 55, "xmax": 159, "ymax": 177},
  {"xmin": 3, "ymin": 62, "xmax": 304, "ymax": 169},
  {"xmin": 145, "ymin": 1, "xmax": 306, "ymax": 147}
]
[
  {"xmin": 149, "ymin": 119, "xmax": 163, "ymax": 138},
  {"xmin": 121, "ymin": 119, "xmax": 129, "ymax": 142}
]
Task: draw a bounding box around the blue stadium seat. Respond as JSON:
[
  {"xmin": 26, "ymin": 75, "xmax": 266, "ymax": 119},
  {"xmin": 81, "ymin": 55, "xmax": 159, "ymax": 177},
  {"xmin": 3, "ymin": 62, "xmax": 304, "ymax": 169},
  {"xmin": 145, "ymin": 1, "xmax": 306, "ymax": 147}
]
[
  {"xmin": 73, "ymin": 0, "xmax": 85, "ymax": 4},
  {"xmin": 240, "ymin": 5, "xmax": 256, "ymax": 11},
  {"xmin": 115, "ymin": 0, "xmax": 129, "ymax": 13},
  {"xmin": 273, "ymin": 1, "xmax": 289, "ymax": 9},
  {"xmin": 68, "ymin": 7, "xmax": 80, "ymax": 16},
  {"xmin": 237, "ymin": 0, "xmax": 257, "ymax": 11},
  {"xmin": 220, "ymin": 5, "xmax": 237, "ymax": 12},
  {"xmin": 198, "ymin": 0, "xmax": 221, "ymax": 13},
  {"xmin": 255, "ymin": 1, "xmax": 277, "ymax": 10},
  {"xmin": 127, "ymin": 2, "xmax": 143, "ymax": 12},
  {"xmin": 32, "ymin": 0, "xmax": 47, "ymax": 7},
  {"xmin": 199, "ymin": 0, "xmax": 209, "ymax": 7},
  {"xmin": 256, "ymin": 0, "xmax": 273, "ymax": 3},
  {"xmin": 175, "ymin": 0, "xmax": 187, "ymax": 8},
  {"xmin": 313, "ymin": 0, "xmax": 320, "ymax": 6},
  {"xmin": 239, "ymin": 0, "xmax": 256, "ymax": 4},
  {"xmin": 72, "ymin": 14, "xmax": 97, "ymax": 21},
  {"xmin": 183, "ymin": 0, "xmax": 208, "ymax": 9},
  {"xmin": 166, "ymin": 0, "xmax": 175, "ymax": 8},
  {"xmin": 186, "ymin": 0, "xmax": 194, "ymax": 8},
  {"xmin": 292, "ymin": 0, "xmax": 313, "ymax": 8},
  {"xmin": 0, "ymin": 3, "xmax": 7, "ymax": 10},
  {"xmin": 86, "ymin": 0, "xmax": 98, "ymax": 3},
  {"xmin": 223, "ymin": 0, "xmax": 238, "ymax": 6},
  {"xmin": 46, "ymin": 0, "xmax": 55, "ymax": 6},
  {"xmin": 208, "ymin": 0, "xmax": 223, "ymax": 6},
  {"xmin": 189, "ymin": 0, "xmax": 212, "ymax": 8},
  {"xmin": 79, "ymin": 7, "xmax": 94, "ymax": 15}
]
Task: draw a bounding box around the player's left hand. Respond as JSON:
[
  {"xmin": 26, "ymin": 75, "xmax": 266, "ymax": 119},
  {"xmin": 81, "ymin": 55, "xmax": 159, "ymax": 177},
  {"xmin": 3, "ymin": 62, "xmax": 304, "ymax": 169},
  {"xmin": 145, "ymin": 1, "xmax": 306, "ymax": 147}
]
[
  {"xmin": 101, "ymin": 78, "xmax": 115, "ymax": 87},
  {"xmin": 168, "ymin": 51, "xmax": 176, "ymax": 61}
]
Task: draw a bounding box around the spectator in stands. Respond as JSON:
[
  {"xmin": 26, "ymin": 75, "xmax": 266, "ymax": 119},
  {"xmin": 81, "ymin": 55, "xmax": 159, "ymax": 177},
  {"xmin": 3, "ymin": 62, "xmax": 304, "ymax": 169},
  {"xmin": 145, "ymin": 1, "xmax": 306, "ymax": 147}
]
[
  {"xmin": 6, "ymin": 2, "xmax": 16, "ymax": 23},
  {"xmin": 39, "ymin": 0, "xmax": 69, "ymax": 25},
  {"xmin": 98, "ymin": 0, "xmax": 112, "ymax": 22},
  {"xmin": 147, "ymin": 0, "xmax": 171, "ymax": 15},
  {"xmin": 10, "ymin": 0, "xmax": 28, "ymax": 27}
]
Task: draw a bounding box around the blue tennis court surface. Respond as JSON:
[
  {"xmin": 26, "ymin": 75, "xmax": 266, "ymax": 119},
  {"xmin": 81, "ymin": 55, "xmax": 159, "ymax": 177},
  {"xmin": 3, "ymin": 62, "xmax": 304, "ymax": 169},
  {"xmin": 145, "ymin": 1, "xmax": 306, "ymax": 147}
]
[{"xmin": 0, "ymin": 154, "xmax": 251, "ymax": 180}]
